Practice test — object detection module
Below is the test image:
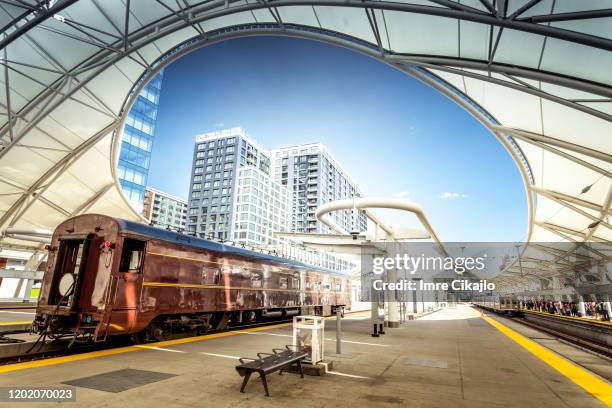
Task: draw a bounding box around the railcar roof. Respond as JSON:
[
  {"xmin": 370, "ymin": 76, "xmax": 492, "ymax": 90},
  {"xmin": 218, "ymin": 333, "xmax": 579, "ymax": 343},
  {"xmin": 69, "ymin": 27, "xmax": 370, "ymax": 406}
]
[{"xmin": 116, "ymin": 219, "xmax": 348, "ymax": 277}]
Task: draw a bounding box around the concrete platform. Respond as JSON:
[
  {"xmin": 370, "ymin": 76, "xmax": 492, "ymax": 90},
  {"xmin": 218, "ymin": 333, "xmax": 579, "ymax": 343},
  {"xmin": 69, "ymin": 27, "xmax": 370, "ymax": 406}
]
[
  {"xmin": 0, "ymin": 309, "xmax": 34, "ymax": 336},
  {"xmin": 486, "ymin": 313, "xmax": 612, "ymax": 381},
  {"xmin": 0, "ymin": 302, "xmax": 37, "ymax": 309},
  {"xmin": 0, "ymin": 305, "xmax": 609, "ymax": 407},
  {"xmin": 0, "ymin": 309, "xmax": 35, "ymax": 323}
]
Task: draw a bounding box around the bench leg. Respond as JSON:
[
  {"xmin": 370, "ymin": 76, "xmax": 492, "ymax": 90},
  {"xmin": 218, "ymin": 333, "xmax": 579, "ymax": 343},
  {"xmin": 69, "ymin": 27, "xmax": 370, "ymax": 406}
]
[
  {"xmin": 240, "ymin": 372, "xmax": 252, "ymax": 393},
  {"xmin": 260, "ymin": 373, "xmax": 270, "ymax": 397},
  {"xmin": 296, "ymin": 360, "xmax": 305, "ymax": 378},
  {"xmin": 278, "ymin": 368, "xmax": 283, "ymax": 375}
]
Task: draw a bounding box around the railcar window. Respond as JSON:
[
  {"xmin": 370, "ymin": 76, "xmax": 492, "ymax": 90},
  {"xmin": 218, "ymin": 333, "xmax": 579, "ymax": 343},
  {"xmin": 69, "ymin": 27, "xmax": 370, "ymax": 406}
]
[
  {"xmin": 60, "ymin": 240, "xmax": 85, "ymax": 275},
  {"xmin": 49, "ymin": 239, "xmax": 91, "ymax": 306},
  {"xmin": 251, "ymin": 272, "xmax": 262, "ymax": 288},
  {"xmin": 119, "ymin": 239, "xmax": 145, "ymax": 273},
  {"xmin": 279, "ymin": 276, "xmax": 288, "ymax": 289}
]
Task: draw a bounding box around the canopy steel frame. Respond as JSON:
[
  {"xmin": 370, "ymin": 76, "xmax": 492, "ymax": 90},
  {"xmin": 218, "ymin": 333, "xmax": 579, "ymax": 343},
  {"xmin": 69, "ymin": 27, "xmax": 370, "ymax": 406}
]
[
  {"xmin": 1, "ymin": 1, "xmax": 610, "ymax": 155},
  {"xmin": 2, "ymin": 1, "xmax": 608, "ymax": 51},
  {"xmin": 0, "ymin": 2, "xmax": 608, "ymax": 291}
]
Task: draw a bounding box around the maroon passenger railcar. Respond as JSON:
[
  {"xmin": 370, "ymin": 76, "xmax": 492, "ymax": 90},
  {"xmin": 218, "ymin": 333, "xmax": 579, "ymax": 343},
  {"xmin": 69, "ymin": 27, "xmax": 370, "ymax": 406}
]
[{"xmin": 33, "ymin": 214, "xmax": 351, "ymax": 343}]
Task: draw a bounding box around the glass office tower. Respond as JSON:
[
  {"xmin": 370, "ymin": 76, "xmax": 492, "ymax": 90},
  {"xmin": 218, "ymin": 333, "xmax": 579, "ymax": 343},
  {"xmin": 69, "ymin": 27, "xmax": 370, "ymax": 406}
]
[{"xmin": 117, "ymin": 70, "xmax": 164, "ymax": 214}]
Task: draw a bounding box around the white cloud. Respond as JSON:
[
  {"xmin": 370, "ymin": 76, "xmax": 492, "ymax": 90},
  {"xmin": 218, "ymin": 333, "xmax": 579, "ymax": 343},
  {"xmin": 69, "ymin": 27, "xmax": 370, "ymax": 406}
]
[
  {"xmin": 439, "ymin": 192, "xmax": 468, "ymax": 199},
  {"xmin": 394, "ymin": 191, "xmax": 410, "ymax": 199},
  {"xmin": 213, "ymin": 122, "xmax": 225, "ymax": 128}
]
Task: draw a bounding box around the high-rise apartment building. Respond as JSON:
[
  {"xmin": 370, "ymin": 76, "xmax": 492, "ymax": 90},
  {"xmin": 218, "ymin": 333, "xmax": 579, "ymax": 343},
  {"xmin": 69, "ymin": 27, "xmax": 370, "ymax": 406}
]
[
  {"xmin": 186, "ymin": 129, "xmax": 365, "ymax": 273},
  {"xmin": 232, "ymin": 166, "xmax": 290, "ymax": 245},
  {"xmin": 186, "ymin": 128, "xmax": 271, "ymax": 241},
  {"xmin": 143, "ymin": 187, "xmax": 188, "ymax": 231},
  {"xmin": 271, "ymin": 143, "xmax": 367, "ymax": 234},
  {"xmin": 118, "ymin": 71, "xmax": 164, "ymax": 213}
]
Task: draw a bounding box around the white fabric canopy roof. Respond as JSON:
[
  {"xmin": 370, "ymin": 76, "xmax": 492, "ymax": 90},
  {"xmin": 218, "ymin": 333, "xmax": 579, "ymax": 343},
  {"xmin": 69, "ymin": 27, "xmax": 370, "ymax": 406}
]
[{"xmin": 0, "ymin": 1, "xmax": 610, "ymax": 287}]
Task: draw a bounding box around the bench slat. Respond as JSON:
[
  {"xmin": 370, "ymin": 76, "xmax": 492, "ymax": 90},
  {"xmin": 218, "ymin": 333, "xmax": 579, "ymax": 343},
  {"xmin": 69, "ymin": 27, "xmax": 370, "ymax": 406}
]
[{"xmin": 236, "ymin": 349, "xmax": 308, "ymax": 397}]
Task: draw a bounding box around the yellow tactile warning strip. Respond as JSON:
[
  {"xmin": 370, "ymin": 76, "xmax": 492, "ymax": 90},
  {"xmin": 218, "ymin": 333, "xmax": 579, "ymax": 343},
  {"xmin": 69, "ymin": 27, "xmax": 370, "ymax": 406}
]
[
  {"xmin": 480, "ymin": 313, "xmax": 612, "ymax": 407},
  {"xmin": 0, "ymin": 321, "xmax": 31, "ymax": 326},
  {"xmin": 0, "ymin": 321, "xmax": 292, "ymax": 374},
  {"xmin": 0, "ymin": 310, "xmax": 370, "ymax": 374}
]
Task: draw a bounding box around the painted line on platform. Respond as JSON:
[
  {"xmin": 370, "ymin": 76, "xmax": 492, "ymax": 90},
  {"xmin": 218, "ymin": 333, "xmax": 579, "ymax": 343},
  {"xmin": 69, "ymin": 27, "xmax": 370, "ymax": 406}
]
[
  {"xmin": 481, "ymin": 313, "xmax": 612, "ymax": 407},
  {"xmin": 0, "ymin": 321, "xmax": 31, "ymax": 326},
  {"xmin": 239, "ymin": 331, "xmax": 291, "ymax": 337},
  {"xmin": 325, "ymin": 338, "xmax": 388, "ymax": 347},
  {"xmin": 134, "ymin": 346, "xmax": 186, "ymax": 353},
  {"xmin": 0, "ymin": 311, "xmax": 36, "ymax": 315},
  {"xmin": 318, "ymin": 362, "xmax": 372, "ymax": 379},
  {"xmin": 326, "ymin": 371, "xmax": 372, "ymax": 379},
  {"xmin": 0, "ymin": 322, "xmax": 292, "ymax": 374},
  {"xmin": 200, "ymin": 352, "xmax": 240, "ymax": 359},
  {"xmin": 241, "ymin": 331, "xmax": 388, "ymax": 347},
  {"xmin": 0, "ymin": 313, "xmax": 370, "ymax": 373},
  {"xmin": 200, "ymin": 351, "xmax": 372, "ymax": 379}
]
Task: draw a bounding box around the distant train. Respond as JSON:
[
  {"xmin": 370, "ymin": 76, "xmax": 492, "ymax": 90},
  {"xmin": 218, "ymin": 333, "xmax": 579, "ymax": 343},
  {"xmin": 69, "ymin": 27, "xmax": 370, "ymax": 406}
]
[{"xmin": 33, "ymin": 214, "xmax": 351, "ymax": 343}]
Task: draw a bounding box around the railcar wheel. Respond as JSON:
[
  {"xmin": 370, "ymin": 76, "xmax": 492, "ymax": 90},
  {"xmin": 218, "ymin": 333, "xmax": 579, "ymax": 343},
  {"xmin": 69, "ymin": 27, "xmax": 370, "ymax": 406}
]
[
  {"xmin": 151, "ymin": 325, "xmax": 167, "ymax": 341},
  {"xmin": 141, "ymin": 323, "xmax": 170, "ymax": 342},
  {"xmin": 246, "ymin": 311, "xmax": 257, "ymax": 323},
  {"xmin": 131, "ymin": 331, "xmax": 146, "ymax": 344}
]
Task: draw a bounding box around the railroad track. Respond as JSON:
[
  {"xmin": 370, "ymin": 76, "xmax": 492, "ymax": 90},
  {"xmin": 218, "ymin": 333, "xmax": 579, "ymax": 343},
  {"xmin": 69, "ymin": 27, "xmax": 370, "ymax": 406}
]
[
  {"xmin": 512, "ymin": 315, "xmax": 611, "ymax": 358},
  {"xmin": 475, "ymin": 306, "xmax": 612, "ymax": 359},
  {"xmin": 0, "ymin": 318, "xmax": 293, "ymax": 366}
]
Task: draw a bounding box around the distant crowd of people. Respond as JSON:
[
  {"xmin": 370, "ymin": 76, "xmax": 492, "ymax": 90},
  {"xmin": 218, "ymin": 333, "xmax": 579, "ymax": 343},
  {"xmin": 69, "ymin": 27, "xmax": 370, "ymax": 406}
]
[{"xmin": 523, "ymin": 300, "xmax": 611, "ymax": 322}]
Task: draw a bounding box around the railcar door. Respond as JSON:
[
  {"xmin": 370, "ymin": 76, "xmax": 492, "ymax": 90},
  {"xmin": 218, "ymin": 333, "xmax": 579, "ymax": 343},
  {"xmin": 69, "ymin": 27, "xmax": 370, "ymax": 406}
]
[{"xmin": 109, "ymin": 238, "xmax": 146, "ymax": 334}]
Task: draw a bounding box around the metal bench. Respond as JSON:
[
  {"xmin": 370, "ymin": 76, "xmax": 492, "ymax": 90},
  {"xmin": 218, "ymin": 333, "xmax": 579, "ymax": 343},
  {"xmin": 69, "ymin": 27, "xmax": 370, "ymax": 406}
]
[{"xmin": 235, "ymin": 345, "xmax": 308, "ymax": 397}]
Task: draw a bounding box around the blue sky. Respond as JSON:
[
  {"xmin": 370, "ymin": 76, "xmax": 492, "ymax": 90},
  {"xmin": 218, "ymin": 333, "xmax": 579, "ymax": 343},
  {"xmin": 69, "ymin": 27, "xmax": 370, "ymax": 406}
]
[{"xmin": 147, "ymin": 36, "xmax": 527, "ymax": 242}]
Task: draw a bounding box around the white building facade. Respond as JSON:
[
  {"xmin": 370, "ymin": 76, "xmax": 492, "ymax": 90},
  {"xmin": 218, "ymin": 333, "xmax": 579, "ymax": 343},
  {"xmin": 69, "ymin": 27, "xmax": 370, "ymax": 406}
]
[
  {"xmin": 271, "ymin": 143, "xmax": 367, "ymax": 234},
  {"xmin": 143, "ymin": 187, "xmax": 188, "ymax": 231},
  {"xmin": 232, "ymin": 166, "xmax": 290, "ymax": 246}
]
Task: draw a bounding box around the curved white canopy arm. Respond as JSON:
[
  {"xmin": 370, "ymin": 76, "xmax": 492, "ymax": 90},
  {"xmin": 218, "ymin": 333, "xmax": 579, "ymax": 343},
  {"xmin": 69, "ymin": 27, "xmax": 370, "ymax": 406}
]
[{"xmin": 315, "ymin": 196, "xmax": 449, "ymax": 257}]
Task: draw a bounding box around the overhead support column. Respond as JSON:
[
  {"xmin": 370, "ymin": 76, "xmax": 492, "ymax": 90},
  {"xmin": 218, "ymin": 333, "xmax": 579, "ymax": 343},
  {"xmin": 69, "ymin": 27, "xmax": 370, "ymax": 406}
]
[
  {"xmin": 315, "ymin": 197, "xmax": 445, "ymax": 330},
  {"xmin": 23, "ymin": 278, "xmax": 34, "ymax": 302},
  {"xmin": 578, "ymin": 295, "xmax": 587, "ymax": 317},
  {"xmin": 387, "ymin": 254, "xmax": 400, "ymax": 328}
]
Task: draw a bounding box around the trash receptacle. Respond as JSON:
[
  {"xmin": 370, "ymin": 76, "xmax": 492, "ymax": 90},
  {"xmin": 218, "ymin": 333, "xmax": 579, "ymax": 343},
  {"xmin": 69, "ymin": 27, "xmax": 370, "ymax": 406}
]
[{"xmin": 293, "ymin": 315, "xmax": 325, "ymax": 364}]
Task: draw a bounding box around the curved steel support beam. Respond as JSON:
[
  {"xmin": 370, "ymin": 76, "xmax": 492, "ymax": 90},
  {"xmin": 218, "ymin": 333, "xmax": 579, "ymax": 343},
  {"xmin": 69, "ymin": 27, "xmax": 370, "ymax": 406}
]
[
  {"xmin": 315, "ymin": 196, "xmax": 448, "ymax": 257},
  {"xmin": 4, "ymin": 227, "xmax": 52, "ymax": 237},
  {"xmin": 404, "ymin": 65, "xmax": 535, "ymax": 244},
  {"xmin": 385, "ymin": 56, "xmax": 612, "ymax": 100},
  {"xmin": 493, "ymin": 125, "xmax": 612, "ymax": 164},
  {"xmin": 0, "ymin": 0, "xmax": 79, "ymax": 50},
  {"xmin": 0, "ymin": 119, "xmax": 120, "ymax": 229},
  {"xmin": 1, "ymin": 0, "xmax": 611, "ymax": 155},
  {"xmin": 410, "ymin": 62, "xmax": 612, "ymax": 122}
]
